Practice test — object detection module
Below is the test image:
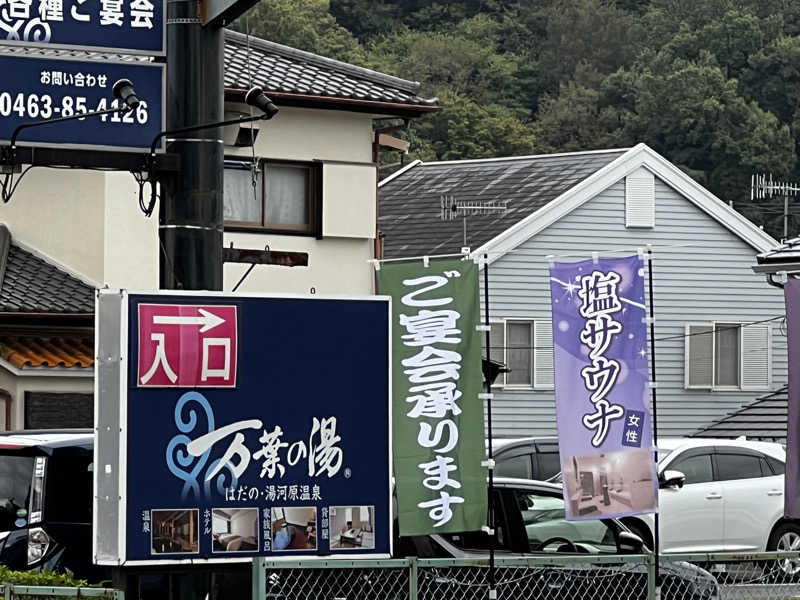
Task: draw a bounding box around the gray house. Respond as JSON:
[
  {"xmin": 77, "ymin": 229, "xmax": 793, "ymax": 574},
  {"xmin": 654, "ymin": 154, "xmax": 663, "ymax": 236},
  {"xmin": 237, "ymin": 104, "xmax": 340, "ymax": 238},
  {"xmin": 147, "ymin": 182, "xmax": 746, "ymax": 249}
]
[{"xmin": 378, "ymin": 144, "xmax": 785, "ymax": 438}]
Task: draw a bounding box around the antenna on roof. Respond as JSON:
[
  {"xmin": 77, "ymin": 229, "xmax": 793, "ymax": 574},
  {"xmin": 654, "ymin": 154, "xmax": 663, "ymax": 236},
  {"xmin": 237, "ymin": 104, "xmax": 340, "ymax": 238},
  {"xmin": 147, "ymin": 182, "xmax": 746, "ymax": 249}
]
[
  {"xmin": 751, "ymin": 173, "xmax": 800, "ymax": 240},
  {"xmin": 440, "ymin": 195, "xmax": 509, "ymax": 249}
]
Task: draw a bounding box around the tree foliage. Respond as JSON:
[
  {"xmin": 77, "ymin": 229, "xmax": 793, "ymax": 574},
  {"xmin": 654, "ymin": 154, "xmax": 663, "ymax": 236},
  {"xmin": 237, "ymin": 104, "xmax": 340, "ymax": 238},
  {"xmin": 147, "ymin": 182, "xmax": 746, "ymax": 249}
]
[{"xmin": 237, "ymin": 0, "xmax": 800, "ymax": 237}]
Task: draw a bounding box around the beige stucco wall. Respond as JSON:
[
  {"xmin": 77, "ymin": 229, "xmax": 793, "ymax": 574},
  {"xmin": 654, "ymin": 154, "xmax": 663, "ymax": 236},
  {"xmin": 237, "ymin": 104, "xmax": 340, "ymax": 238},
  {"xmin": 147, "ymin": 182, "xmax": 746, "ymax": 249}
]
[
  {"xmin": 103, "ymin": 170, "xmax": 160, "ymax": 289},
  {"xmin": 0, "ymin": 168, "xmax": 106, "ymax": 283},
  {"xmin": 0, "ymin": 105, "xmax": 378, "ymax": 294},
  {"xmin": 222, "ymin": 105, "xmax": 378, "ymax": 295},
  {"xmin": 227, "ymin": 105, "xmax": 374, "ymax": 163}
]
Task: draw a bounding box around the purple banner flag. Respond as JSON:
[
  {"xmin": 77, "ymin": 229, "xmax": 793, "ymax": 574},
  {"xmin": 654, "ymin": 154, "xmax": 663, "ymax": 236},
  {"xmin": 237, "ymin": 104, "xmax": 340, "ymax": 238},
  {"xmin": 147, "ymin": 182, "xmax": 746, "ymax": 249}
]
[
  {"xmin": 549, "ymin": 255, "xmax": 658, "ymax": 520},
  {"xmin": 784, "ymin": 279, "xmax": 800, "ymax": 517}
]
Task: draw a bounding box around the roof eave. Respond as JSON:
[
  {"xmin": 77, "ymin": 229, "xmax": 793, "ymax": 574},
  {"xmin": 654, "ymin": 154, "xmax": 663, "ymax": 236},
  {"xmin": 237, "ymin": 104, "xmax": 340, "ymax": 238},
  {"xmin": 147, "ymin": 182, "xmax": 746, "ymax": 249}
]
[
  {"xmin": 472, "ymin": 143, "xmax": 779, "ymax": 265},
  {"xmin": 225, "ymin": 88, "xmax": 438, "ymax": 118}
]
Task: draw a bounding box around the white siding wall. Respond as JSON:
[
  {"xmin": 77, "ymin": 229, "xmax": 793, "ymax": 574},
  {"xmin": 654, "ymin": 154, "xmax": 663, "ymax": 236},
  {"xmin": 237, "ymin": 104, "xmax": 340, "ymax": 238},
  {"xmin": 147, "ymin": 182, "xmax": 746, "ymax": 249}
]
[{"xmin": 481, "ymin": 177, "xmax": 786, "ymax": 437}]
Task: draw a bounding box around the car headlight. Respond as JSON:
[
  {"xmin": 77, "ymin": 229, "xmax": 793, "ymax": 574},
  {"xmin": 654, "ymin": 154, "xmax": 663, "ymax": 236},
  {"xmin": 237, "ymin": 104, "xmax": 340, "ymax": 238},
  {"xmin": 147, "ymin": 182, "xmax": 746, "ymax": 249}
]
[{"xmin": 27, "ymin": 527, "xmax": 50, "ymax": 565}]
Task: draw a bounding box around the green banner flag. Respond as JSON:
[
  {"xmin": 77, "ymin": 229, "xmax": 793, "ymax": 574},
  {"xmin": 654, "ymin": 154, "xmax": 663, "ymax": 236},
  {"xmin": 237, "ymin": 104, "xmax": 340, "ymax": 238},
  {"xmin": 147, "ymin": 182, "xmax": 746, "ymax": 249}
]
[{"xmin": 377, "ymin": 258, "xmax": 487, "ymax": 536}]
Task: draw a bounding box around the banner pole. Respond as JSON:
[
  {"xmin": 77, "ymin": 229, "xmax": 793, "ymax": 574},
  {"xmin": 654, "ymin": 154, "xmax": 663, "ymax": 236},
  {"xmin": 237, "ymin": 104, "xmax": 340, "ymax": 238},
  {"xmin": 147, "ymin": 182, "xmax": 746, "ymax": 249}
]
[
  {"xmin": 483, "ymin": 252, "xmax": 496, "ymax": 597},
  {"xmin": 647, "ymin": 246, "xmax": 661, "ymax": 590}
]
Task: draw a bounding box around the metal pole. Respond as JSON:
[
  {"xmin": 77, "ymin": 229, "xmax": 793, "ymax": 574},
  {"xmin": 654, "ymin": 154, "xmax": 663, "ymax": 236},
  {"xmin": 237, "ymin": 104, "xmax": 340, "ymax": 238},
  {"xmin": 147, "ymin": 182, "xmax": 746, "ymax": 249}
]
[
  {"xmin": 160, "ymin": 0, "xmax": 224, "ymax": 291},
  {"xmin": 785, "ymin": 192, "xmax": 790, "ymax": 240},
  {"xmin": 647, "ymin": 246, "xmax": 660, "ymax": 593},
  {"xmin": 483, "ymin": 253, "xmax": 496, "ymax": 597},
  {"xmin": 251, "ymin": 558, "xmax": 266, "ymax": 600}
]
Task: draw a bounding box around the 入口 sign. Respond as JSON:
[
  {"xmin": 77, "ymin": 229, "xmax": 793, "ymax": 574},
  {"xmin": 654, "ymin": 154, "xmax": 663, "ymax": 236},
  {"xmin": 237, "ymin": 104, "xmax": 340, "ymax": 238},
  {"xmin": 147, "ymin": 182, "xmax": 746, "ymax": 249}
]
[{"xmin": 137, "ymin": 304, "xmax": 238, "ymax": 388}]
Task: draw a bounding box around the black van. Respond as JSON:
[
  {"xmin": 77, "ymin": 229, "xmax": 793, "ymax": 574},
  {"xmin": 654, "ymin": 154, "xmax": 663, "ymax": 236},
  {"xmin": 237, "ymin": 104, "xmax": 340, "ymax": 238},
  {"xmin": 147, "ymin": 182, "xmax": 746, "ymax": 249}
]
[
  {"xmin": 492, "ymin": 436, "xmax": 561, "ymax": 481},
  {"xmin": 0, "ymin": 430, "xmax": 103, "ymax": 581}
]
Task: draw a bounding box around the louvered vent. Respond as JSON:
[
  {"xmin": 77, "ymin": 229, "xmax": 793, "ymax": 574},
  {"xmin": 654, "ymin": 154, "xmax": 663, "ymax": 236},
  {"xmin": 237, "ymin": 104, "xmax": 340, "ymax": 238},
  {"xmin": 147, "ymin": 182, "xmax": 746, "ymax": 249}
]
[{"xmin": 626, "ymin": 167, "xmax": 655, "ymax": 228}]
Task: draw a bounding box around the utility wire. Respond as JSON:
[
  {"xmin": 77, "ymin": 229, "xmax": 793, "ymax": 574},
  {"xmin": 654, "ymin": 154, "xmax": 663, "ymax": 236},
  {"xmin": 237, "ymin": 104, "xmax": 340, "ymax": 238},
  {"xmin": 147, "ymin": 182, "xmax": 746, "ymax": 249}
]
[{"xmin": 482, "ymin": 315, "xmax": 786, "ymax": 352}]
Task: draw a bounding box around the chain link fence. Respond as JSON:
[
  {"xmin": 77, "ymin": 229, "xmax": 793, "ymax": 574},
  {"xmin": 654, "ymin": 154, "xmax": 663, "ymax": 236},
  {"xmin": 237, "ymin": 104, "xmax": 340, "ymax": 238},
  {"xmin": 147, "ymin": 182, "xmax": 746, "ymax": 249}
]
[
  {"xmin": 0, "ymin": 585, "xmax": 122, "ymax": 600},
  {"xmin": 256, "ymin": 552, "xmax": 800, "ymax": 600}
]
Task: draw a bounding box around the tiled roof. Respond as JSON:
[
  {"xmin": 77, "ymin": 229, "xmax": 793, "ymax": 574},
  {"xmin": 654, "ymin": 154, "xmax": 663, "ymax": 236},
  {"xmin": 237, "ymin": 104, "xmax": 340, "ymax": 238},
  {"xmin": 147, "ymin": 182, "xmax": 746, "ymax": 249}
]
[
  {"xmin": 224, "ymin": 30, "xmax": 436, "ymax": 111},
  {"xmin": 0, "ymin": 32, "xmax": 437, "ymax": 114},
  {"xmin": 378, "ymin": 150, "xmax": 627, "ymax": 258},
  {"xmin": 0, "ymin": 333, "xmax": 93, "ymax": 369},
  {"xmin": 692, "ymin": 386, "xmax": 788, "ymax": 443},
  {"xmin": 0, "ymin": 226, "xmax": 94, "ymax": 314}
]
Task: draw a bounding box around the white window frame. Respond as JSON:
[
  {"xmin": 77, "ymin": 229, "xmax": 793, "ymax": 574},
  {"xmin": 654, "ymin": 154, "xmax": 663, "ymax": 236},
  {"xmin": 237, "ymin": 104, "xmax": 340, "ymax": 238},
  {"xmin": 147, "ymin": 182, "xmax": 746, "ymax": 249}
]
[
  {"xmin": 504, "ymin": 319, "xmax": 535, "ymax": 389},
  {"xmin": 684, "ymin": 321, "xmax": 772, "ymax": 391},
  {"xmin": 485, "ymin": 318, "xmax": 554, "ymax": 390}
]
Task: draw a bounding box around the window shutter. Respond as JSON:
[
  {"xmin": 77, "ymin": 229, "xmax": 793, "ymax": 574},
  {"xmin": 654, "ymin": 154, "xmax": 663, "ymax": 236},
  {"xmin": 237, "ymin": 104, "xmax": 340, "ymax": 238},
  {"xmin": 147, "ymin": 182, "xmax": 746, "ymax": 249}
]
[
  {"xmin": 534, "ymin": 319, "xmax": 554, "ymax": 389},
  {"xmin": 625, "ymin": 167, "xmax": 655, "ymax": 228},
  {"xmin": 741, "ymin": 324, "xmax": 770, "ymax": 390},
  {"xmin": 686, "ymin": 324, "xmax": 713, "ymax": 388}
]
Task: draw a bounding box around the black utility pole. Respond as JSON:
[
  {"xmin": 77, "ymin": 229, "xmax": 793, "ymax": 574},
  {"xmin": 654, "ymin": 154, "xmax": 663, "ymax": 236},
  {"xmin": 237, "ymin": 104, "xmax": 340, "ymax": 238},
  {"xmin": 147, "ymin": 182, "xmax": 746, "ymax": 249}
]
[{"xmin": 160, "ymin": 0, "xmax": 224, "ymax": 291}]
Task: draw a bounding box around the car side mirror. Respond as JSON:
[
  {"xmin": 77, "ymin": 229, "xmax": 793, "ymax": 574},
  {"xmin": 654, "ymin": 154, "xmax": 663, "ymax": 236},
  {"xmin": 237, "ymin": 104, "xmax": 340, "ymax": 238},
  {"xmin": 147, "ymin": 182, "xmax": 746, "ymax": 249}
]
[
  {"xmin": 659, "ymin": 469, "xmax": 686, "ymax": 489},
  {"xmin": 618, "ymin": 531, "xmax": 645, "ymax": 554}
]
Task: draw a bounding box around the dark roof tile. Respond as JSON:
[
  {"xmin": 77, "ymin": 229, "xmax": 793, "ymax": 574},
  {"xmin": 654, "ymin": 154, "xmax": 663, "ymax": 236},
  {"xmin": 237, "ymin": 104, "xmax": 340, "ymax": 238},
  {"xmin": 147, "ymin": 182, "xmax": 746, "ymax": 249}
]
[
  {"xmin": 0, "ymin": 31, "xmax": 436, "ymax": 112},
  {"xmin": 693, "ymin": 386, "xmax": 789, "ymax": 443},
  {"xmin": 0, "ymin": 243, "xmax": 94, "ymax": 314},
  {"xmin": 379, "ymin": 150, "xmax": 627, "ymax": 258},
  {"xmin": 223, "ymin": 30, "xmax": 435, "ymax": 108}
]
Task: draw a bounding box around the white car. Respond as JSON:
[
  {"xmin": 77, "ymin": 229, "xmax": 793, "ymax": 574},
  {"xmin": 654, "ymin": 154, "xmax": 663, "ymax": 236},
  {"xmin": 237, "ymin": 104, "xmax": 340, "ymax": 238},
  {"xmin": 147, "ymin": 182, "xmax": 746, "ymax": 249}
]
[{"xmin": 620, "ymin": 437, "xmax": 795, "ymax": 555}]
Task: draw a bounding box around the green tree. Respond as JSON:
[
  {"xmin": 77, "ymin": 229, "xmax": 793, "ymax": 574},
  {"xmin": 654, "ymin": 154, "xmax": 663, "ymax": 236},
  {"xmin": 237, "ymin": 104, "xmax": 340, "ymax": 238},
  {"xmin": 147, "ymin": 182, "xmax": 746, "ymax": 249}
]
[
  {"xmin": 535, "ymin": 49, "xmax": 795, "ymax": 220},
  {"xmin": 408, "ymin": 90, "xmax": 536, "ymax": 161},
  {"xmin": 367, "ymin": 15, "xmax": 525, "ymax": 108},
  {"xmin": 233, "ymin": 0, "xmax": 365, "ymax": 63}
]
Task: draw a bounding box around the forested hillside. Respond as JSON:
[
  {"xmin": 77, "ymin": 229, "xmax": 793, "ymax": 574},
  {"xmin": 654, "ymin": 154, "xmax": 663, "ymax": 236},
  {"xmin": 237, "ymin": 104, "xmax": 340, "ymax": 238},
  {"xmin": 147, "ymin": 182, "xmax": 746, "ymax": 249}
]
[{"xmin": 234, "ymin": 0, "xmax": 800, "ymax": 238}]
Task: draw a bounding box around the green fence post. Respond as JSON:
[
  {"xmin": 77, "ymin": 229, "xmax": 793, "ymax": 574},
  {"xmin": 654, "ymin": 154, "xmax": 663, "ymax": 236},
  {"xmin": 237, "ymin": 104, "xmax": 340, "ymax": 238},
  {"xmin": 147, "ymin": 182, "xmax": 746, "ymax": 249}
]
[
  {"xmin": 251, "ymin": 557, "xmax": 266, "ymax": 600},
  {"xmin": 646, "ymin": 553, "xmax": 656, "ymax": 600},
  {"xmin": 409, "ymin": 556, "xmax": 418, "ymax": 600}
]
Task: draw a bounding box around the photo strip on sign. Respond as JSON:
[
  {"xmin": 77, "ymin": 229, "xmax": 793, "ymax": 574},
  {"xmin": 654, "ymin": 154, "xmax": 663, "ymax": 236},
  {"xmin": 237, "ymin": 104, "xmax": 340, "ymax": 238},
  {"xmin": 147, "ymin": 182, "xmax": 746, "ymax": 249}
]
[{"xmin": 549, "ymin": 254, "xmax": 658, "ymax": 521}]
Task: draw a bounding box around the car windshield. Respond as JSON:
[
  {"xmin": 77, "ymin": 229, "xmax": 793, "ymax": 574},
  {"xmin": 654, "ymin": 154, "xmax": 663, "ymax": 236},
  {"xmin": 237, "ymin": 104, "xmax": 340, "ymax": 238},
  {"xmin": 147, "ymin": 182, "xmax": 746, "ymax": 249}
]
[
  {"xmin": 0, "ymin": 454, "xmax": 33, "ymax": 530},
  {"xmin": 515, "ymin": 491, "xmax": 618, "ymax": 554},
  {"xmin": 657, "ymin": 450, "xmax": 672, "ymax": 464}
]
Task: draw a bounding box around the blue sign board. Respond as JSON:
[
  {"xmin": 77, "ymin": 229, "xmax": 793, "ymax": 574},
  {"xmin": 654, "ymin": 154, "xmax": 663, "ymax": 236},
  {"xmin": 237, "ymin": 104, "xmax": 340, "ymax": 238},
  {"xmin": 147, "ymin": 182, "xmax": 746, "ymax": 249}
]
[
  {"xmin": 0, "ymin": 54, "xmax": 164, "ymax": 151},
  {"xmin": 96, "ymin": 291, "xmax": 392, "ymax": 564},
  {"xmin": 0, "ymin": 0, "xmax": 164, "ymax": 55}
]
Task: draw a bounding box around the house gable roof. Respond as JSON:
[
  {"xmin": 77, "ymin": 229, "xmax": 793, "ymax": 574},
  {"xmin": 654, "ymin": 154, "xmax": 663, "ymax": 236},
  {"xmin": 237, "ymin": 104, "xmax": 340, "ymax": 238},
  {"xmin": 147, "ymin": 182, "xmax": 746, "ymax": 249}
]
[
  {"xmin": 378, "ymin": 144, "xmax": 778, "ymax": 262},
  {"xmin": 378, "ymin": 149, "xmax": 627, "ymax": 259}
]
